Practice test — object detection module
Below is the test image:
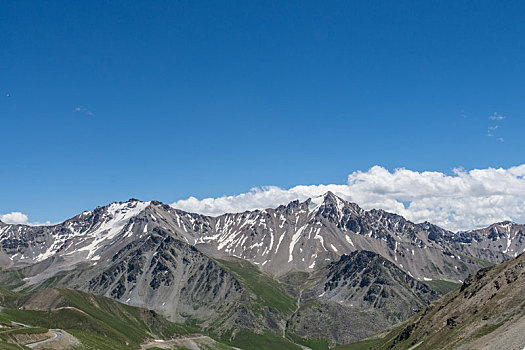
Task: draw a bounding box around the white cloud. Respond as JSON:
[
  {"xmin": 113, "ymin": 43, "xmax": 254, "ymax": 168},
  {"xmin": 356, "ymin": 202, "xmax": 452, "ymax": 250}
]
[
  {"xmin": 486, "ymin": 113, "xmax": 506, "ymax": 141},
  {"xmin": 0, "ymin": 212, "xmax": 29, "ymax": 224},
  {"xmin": 0, "ymin": 212, "xmax": 53, "ymax": 226},
  {"xmin": 172, "ymin": 165, "xmax": 525, "ymax": 232},
  {"xmin": 489, "ymin": 112, "xmax": 505, "ymax": 121},
  {"xmin": 487, "ymin": 125, "xmax": 500, "ymax": 137},
  {"xmin": 74, "ymin": 106, "xmax": 93, "ymax": 116}
]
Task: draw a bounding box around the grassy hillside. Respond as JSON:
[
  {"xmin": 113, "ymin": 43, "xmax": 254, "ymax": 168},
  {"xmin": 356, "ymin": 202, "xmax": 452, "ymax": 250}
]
[
  {"xmin": 0, "ymin": 261, "xmax": 304, "ymax": 350},
  {"xmin": 216, "ymin": 258, "xmax": 297, "ymax": 315},
  {"xmin": 423, "ymin": 280, "xmax": 461, "ymax": 294},
  {"xmin": 220, "ymin": 328, "xmax": 301, "ymax": 350},
  {"xmin": 333, "ymin": 337, "xmax": 385, "ymax": 350},
  {"xmin": 0, "ymin": 285, "xmax": 288, "ymax": 350},
  {"xmin": 214, "ymin": 258, "xmax": 304, "ymax": 349},
  {"xmin": 0, "ymin": 288, "xmax": 197, "ymax": 349}
]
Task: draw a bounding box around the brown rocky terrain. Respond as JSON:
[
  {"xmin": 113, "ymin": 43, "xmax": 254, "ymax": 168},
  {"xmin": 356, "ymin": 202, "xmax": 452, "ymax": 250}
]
[{"xmin": 373, "ymin": 252, "xmax": 525, "ymax": 349}]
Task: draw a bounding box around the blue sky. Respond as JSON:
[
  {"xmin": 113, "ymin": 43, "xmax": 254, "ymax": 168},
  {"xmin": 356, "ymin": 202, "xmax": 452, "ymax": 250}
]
[{"xmin": 1, "ymin": 1, "xmax": 525, "ymax": 224}]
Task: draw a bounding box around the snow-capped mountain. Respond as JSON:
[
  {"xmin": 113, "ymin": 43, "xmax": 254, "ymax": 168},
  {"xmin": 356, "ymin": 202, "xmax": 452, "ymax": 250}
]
[
  {"xmin": 451, "ymin": 221, "xmax": 525, "ymax": 260},
  {"xmin": 1, "ymin": 192, "xmax": 521, "ymax": 285},
  {"xmin": 1, "ymin": 192, "xmax": 524, "ymax": 343}
]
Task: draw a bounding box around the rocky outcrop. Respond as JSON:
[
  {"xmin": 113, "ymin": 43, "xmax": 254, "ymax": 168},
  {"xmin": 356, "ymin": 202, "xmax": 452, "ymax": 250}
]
[{"xmin": 287, "ymin": 251, "xmax": 441, "ymax": 345}]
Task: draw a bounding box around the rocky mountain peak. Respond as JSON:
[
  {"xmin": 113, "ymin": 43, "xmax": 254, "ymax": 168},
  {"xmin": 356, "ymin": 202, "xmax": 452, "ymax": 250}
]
[
  {"xmin": 307, "ymin": 191, "xmax": 362, "ymax": 216},
  {"xmin": 322, "ymin": 190, "xmax": 338, "ymax": 202},
  {"xmin": 487, "ymin": 220, "xmax": 519, "ymax": 230}
]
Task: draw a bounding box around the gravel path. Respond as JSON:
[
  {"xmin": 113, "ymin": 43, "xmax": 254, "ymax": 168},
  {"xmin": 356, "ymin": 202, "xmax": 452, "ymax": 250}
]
[{"xmin": 26, "ymin": 330, "xmax": 63, "ymax": 349}]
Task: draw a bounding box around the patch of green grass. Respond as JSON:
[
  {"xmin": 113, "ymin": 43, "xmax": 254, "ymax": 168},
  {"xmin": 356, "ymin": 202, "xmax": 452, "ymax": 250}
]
[
  {"xmin": 466, "ymin": 322, "xmax": 504, "ymax": 341},
  {"xmin": 456, "ymin": 253, "xmax": 494, "ymax": 268},
  {"xmin": 0, "ymin": 326, "xmax": 49, "ymax": 342},
  {"xmin": 2, "ymin": 307, "xmax": 136, "ymax": 345},
  {"xmin": 216, "ymin": 258, "xmax": 296, "ymax": 315},
  {"xmin": 286, "ymin": 331, "xmax": 330, "ymax": 350},
  {"xmin": 67, "ymin": 329, "xmax": 133, "ymax": 350},
  {"xmin": 206, "ymin": 343, "xmax": 237, "ymax": 350},
  {"xmin": 59, "ymin": 288, "xmax": 175, "ymax": 342},
  {"xmin": 0, "ymin": 285, "xmax": 19, "ymax": 298},
  {"xmin": 0, "ymin": 269, "xmax": 25, "ymax": 290},
  {"xmin": 334, "ymin": 336, "xmax": 385, "ymax": 350},
  {"xmin": 0, "ymin": 340, "xmax": 31, "ymax": 349},
  {"xmin": 223, "ymin": 329, "xmax": 300, "ymax": 350},
  {"xmin": 278, "ymin": 271, "xmax": 311, "ymax": 296},
  {"xmin": 62, "ymin": 288, "xmax": 196, "ymax": 337},
  {"xmin": 424, "ymin": 280, "xmax": 461, "ymax": 294},
  {"xmin": 0, "ymin": 312, "xmax": 14, "ymax": 326},
  {"xmin": 196, "ymin": 344, "xmax": 236, "ymax": 350},
  {"xmin": 1, "ymin": 326, "xmax": 48, "ymax": 335},
  {"xmin": 0, "ymin": 271, "xmax": 25, "ymax": 307}
]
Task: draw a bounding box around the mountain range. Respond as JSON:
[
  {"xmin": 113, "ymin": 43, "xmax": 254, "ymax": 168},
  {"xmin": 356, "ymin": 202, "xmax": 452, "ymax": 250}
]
[{"xmin": 0, "ymin": 192, "xmax": 524, "ymax": 349}]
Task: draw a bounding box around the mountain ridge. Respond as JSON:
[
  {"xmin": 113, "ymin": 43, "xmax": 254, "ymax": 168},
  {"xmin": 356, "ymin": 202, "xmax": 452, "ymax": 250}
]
[
  {"xmin": 1, "ymin": 192, "xmax": 523, "ymax": 281},
  {"xmin": 1, "ymin": 192, "xmax": 524, "ymax": 347}
]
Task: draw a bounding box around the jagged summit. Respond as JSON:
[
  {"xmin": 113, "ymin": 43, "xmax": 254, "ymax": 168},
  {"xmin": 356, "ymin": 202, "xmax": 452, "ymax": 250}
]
[
  {"xmin": 481, "ymin": 220, "xmax": 519, "ymax": 228},
  {"xmin": 320, "ymin": 190, "xmax": 339, "ymax": 202}
]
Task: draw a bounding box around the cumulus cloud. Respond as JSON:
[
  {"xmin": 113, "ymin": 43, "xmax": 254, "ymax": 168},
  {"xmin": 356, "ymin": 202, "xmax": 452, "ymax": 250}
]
[
  {"xmin": 172, "ymin": 165, "xmax": 525, "ymax": 232},
  {"xmin": 0, "ymin": 212, "xmax": 53, "ymax": 226},
  {"xmin": 0, "ymin": 212, "xmax": 29, "ymax": 224}
]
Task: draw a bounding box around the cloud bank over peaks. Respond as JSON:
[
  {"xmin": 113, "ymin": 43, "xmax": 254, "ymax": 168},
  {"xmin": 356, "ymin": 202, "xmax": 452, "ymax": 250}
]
[{"xmin": 172, "ymin": 164, "xmax": 525, "ymax": 232}]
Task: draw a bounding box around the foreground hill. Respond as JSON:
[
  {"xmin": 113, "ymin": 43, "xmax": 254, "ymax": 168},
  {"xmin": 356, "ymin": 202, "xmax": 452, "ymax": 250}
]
[
  {"xmin": 0, "ymin": 287, "xmax": 204, "ymax": 349},
  {"xmin": 364, "ymin": 251, "xmax": 525, "ymax": 350}
]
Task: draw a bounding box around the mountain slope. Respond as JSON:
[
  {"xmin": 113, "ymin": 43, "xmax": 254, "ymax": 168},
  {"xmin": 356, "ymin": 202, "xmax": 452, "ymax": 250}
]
[
  {"xmin": 371, "ymin": 251, "xmax": 525, "ymax": 350},
  {"xmin": 8, "ymin": 229, "xmax": 308, "ymax": 350},
  {"xmin": 307, "ymin": 251, "xmax": 440, "ymax": 323},
  {"xmin": 0, "ymin": 287, "xmax": 195, "ymax": 349},
  {"xmin": 285, "ymin": 251, "xmax": 441, "ymax": 346}
]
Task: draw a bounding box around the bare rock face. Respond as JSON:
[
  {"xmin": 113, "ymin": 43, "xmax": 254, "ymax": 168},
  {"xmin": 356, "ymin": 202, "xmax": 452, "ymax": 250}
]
[
  {"xmin": 310, "ymin": 251, "xmax": 439, "ymax": 322},
  {"xmin": 178, "ymin": 192, "xmax": 484, "ymax": 281},
  {"xmin": 287, "ymin": 251, "xmax": 441, "ymax": 345},
  {"xmin": 81, "ymin": 228, "xmax": 243, "ymax": 325}
]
